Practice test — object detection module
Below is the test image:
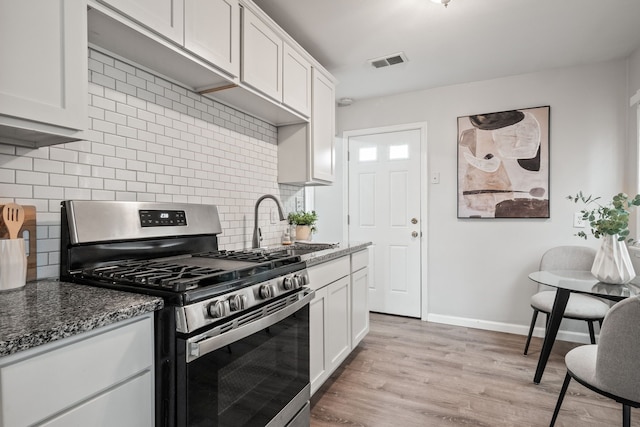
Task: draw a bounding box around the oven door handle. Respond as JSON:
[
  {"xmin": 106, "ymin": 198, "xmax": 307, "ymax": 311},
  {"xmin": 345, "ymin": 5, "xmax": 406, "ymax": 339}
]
[{"xmin": 186, "ymin": 288, "xmax": 315, "ymax": 362}]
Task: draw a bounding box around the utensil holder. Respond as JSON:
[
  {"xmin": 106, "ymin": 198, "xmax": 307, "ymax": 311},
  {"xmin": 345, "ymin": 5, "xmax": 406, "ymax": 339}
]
[{"xmin": 0, "ymin": 238, "xmax": 27, "ymax": 291}]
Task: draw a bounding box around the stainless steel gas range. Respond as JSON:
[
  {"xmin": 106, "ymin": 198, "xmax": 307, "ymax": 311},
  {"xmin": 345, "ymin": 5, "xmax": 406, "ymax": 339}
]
[{"xmin": 60, "ymin": 200, "xmax": 313, "ymax": 427}]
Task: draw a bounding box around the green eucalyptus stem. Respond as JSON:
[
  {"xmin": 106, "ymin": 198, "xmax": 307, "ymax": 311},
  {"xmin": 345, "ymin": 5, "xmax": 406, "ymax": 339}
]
[{"xmin": 567, "ymin": 191, "xmax": 640, "ymax": 242}]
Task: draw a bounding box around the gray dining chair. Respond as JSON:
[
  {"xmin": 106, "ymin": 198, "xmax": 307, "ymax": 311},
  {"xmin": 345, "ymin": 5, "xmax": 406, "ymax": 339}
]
[
  {"xmin": 550, "ymin": 295, "xmax": 640, "ymax": 427},
  {"xmin": 523, "ymin": 246, "xmax": 609, "ymax": 355}
]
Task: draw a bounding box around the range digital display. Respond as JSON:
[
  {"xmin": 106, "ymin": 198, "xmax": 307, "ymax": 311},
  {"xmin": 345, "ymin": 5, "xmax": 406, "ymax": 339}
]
[{"xmin": 139, "ymin": 210, "xmax": 187, "ymax": 227}]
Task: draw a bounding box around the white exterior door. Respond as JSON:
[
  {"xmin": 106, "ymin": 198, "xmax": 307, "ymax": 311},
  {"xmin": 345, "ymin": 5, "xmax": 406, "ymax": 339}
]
[{"xmin": 347, "ymin": 126, "xmax": 423, "ymax": 318}]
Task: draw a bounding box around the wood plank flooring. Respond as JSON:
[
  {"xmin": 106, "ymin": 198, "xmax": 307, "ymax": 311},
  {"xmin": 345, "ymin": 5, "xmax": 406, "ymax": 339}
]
[{"xmin": 310, "ymin": 313, "xmax": 637, "ymax": 427}]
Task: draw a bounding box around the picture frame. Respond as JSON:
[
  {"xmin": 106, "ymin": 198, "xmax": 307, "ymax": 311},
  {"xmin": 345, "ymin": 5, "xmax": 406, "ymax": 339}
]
[{"xmin": 457, "ymin": 105, "xmax": 550, "ymax": 218}]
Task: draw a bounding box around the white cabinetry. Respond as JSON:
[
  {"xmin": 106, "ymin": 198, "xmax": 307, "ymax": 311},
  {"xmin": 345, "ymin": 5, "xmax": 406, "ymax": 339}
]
[
  {"xmin": 0, "ymin": 0, "xmax": 87, "ymax": 148},
  {"xmin": 311, "ymin": 69, "xmax": 336, "ymax": 182},
  {"xmin": 241, "ymin": 6, "xmax": 283, "ymax": 102},
  {"xmin": 308, "ymin": 249, "xmax": 370, "ymax": 395},
  {"xmin": 0, "ymin": 314, "xmax": 154, "ymax": 427},
  {"xmin": 283, "ymin": 44, "xmax": 312, "ymax": 117},
  {"xmin": 277, "ymin": 68, "xmax": 336, "ymax": 185},
  {"xmin": 351, "ymin": 249, "xmax": 370, "ymax": 348},
  {"xmin": 239, "ymin": 5, "xmax": 311, "ymax": 118},
  {"xmin": 185, "ymin": 0, "xmax": 240, "ymax": 77},
  {"xmin": 308, "ymin": 256, "xmax": 350, "ymax": 395},
  {"xmin": 97, "ymin": 0, "xmax": 184, "ymax": 44},
  {"xmin": 326, "ymin": 276, "xmax": 351, "ymax": 368}
]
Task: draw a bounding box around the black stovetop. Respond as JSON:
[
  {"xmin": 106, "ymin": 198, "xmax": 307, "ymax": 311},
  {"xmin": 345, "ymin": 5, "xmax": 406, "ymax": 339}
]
[{"xmin": 73, "ymin": 250, "xmax": 304, "ymax": 305}]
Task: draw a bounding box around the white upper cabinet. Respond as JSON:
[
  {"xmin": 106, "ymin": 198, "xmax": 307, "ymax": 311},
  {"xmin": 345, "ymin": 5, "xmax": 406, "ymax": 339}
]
[
  {"xmin": 239, "ymin": 4, "xmax": 311, "ymax": 119},
  {"xmin": 310, "ymin": 69, "xmax": 336, "ymax": 182},
  {"xmin": 241, "ymin": 6, "xmax": 283, "ymax": 102},
  {"xmin": 97, "ymin": 0, "xmax": 184, "ymax": 44},
  {"xmin": 277, "ymin": 67, "xmax": 336, "ymax": 185},
  {"xmin": 283, "ymin": 44, "xmax": 312, "ymax": 117},
  {"xmin": 0, "ymin": 0, "xmax": 87, "ymax": 148},
  {"xmin": 185, "ymin": 0, "xmax": 240, "ymax": 78}
]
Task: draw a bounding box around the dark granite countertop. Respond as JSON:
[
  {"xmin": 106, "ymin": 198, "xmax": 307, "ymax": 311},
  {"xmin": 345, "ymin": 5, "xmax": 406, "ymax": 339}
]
[
  {"xmin": 279, "ymin": 241, "xmax": 371, "ymax": 267},
  {"xmin": 0, "ymin": 279, "xmax": 164, "ymax": 358}
]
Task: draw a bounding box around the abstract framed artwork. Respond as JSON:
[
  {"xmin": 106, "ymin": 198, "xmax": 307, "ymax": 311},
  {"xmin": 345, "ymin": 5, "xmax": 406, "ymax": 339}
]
[{"xmin": 457, "ymin": 105, "xmax": 550, "ymax": 218}]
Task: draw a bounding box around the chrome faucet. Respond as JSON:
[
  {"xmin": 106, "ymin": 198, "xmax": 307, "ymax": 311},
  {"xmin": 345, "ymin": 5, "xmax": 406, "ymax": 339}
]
[{"xmin": 252, "ymin": 194, "xmax": 286, "ymax": 248}]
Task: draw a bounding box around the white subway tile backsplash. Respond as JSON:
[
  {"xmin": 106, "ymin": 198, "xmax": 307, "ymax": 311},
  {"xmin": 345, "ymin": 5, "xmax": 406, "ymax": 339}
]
[
  {"xmin": 1, "ymin": 47, "xmax": 305, "ymax": 279},
  {"xmin": 16, "ymin": 171, "xmax": 48, "ymax": 186},
  {"xmin": 64, "ymin": 187, "xmax": 90, "ymax": 200},
  {"xmin": 0, "ymin": 169, "xmax": 15, "ymax": 183}
]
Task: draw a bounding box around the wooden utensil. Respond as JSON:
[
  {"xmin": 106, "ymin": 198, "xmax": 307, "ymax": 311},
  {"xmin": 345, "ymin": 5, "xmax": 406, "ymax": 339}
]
[{"xmin": 2, "ymin": 203, "xmax": 25, "ymax": 239}]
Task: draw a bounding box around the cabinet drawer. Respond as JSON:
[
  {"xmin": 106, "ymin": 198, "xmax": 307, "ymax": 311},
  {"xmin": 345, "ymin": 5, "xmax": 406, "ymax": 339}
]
[
  {"xmin": 39, "ymin": 372, "xmax": 153, "ymax": 427},
  {"xmin": 308, "ymin": 256, "xmax": 350, "ymax": 291},
  {"xmin": 0, "ymin": 316, "xmax": 153, "ymax": 427},
  {"xmin": 351, "ymin": 249, "xmax": 369, "ymax": 273}
]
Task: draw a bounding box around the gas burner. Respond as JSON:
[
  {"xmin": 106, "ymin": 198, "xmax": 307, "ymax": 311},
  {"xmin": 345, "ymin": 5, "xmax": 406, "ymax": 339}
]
[
  {"xmin": 196, "ymin": 250, "xmax": 295, "ymax": 263},
  {"xmin": 83, "ymin": 260, "xmax": 236, "ymax": 292}
]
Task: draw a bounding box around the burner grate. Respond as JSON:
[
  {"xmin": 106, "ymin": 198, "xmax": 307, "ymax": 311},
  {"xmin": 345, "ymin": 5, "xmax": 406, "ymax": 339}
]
[{"xmin": 83, "ymin": 260, "xmax": 233, "ymax": 292}]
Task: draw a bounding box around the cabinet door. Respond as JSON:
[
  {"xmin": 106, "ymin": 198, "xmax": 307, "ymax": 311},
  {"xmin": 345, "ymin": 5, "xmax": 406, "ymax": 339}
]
[
  {"xmin": 283, "ymin": 44, "xmax": 311, "ymax": 117},
  {"xmin": 326, "ymin": 276, "xmax": 351, "ymax": 368},
  {"xmin": 0, "ymin": 0, "xmax": 87, "ymax": 132},
  {"xmin": 241, "ymin": 7, "xmax": 283, "ymax": 101},
  {"xmin": 351, "ymin": 267, "xmax": 369, "ymax": 348},
  {"xmin": 98, "ymin": 0, "xmax": 184, "ymax": 43},
  {"xmin": 311, "ymin": 70, "xmax": 336, "ymax": 182},
  {"xmin": 185, "ymin": 0, "xmax": 239, "ymax": 78},
  {"xmin": 309, "ymin": 285, "xmax": 328, "ymax": 395}
]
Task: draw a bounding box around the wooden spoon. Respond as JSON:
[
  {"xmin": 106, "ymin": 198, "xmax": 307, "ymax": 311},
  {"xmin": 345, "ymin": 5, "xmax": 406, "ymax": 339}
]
[{"xmin": 2, "ymin": 203, "xmax": 25, "ymax": 239}]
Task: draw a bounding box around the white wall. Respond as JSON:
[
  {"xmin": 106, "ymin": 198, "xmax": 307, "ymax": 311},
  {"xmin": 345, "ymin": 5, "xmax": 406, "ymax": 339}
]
[{"xmin": 319, "ymin": 59, "xmax": 629, "ymax": 340}]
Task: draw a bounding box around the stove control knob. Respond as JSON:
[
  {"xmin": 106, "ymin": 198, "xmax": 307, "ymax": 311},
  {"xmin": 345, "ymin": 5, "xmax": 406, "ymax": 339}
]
[
  {"xmin": 259, "ymin": 284, "xmax": 277, "ymax": 299},
  {"xmin": 282, "ymin": 276, "xmax": 298, "ymax": 290},
  {"xmin": 295, "ymin": 274, "xmax": 307, "ymax": 287},
  {"xmin": 229, "ymin": 294, "xmax": 248, "ymax": 311},
  {"xmin": 207, "ymin": 300, "xmax": 230, "ymax": 318}
]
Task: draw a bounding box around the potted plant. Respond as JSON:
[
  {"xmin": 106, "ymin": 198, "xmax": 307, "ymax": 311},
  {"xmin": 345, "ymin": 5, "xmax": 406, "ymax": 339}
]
[
  {"xmin": 287, "ymin": 210, "xmax": 318, "ymax": 241},
  {"xmin": 568, "ymin": 191, "xmax": 640, "ymax": 284}
]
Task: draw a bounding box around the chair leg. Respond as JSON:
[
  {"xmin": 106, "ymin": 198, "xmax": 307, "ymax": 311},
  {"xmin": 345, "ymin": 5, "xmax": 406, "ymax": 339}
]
[
  {"xmin": 623, "ymin": 404, "xmax": 630, "ymax": 427},
  {"xmin": 587, "ymin": 321, "xmax": 596, "ymax": 344},
  {"xmin": 550, "ymin": 372, "xmax": 572, "ymax": 427},
  {"xmin": 524, "ymin": 309, "xmax": 539, "ymax": 355}
]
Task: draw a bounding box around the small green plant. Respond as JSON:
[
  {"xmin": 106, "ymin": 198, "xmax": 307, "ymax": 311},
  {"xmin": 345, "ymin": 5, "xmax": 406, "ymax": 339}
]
[
  {"xmin": 287, "ymin": 210, "xmax": 318, "ymax": 232},
  {"xmin": 568, "ymin": 191, "xmax": 640, "ymax": 241}
]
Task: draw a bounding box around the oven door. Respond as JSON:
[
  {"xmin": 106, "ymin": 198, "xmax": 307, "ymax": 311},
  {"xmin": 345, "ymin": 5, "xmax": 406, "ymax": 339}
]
[{"xmin": 176, "ymin": 289, "xmax": 313, "ymax": 427}]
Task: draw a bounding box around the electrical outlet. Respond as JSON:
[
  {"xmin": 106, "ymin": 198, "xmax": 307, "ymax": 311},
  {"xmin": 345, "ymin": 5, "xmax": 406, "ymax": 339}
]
[
  {"xmin": 573, "ymin": 212, "xmax": 586, "ymax": 228},
  {"xmin": 295, "ymin": 197, "xmax": 303, "ymax": 211},
  {"xmin": 270, "ymin": 208, "xmax": 277, "ymax": 224}
]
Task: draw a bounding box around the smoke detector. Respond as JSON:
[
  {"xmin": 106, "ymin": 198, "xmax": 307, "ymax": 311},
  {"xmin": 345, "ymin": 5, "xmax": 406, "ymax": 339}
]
[{"xmin": 368, "ymin": 52, "xmax": 408, "ymax": 69}]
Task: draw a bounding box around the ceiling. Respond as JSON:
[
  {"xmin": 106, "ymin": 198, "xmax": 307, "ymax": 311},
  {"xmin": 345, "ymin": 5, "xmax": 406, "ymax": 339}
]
[{"xmin": 253, "ymin": 0, "xmax": 640, "ymax": 103}]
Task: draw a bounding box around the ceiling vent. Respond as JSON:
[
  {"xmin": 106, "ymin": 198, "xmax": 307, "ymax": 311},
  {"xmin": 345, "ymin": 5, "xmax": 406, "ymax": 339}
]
[{"xmin": 368, "ymin": 52, "xmax": 408, "ymax": 69}]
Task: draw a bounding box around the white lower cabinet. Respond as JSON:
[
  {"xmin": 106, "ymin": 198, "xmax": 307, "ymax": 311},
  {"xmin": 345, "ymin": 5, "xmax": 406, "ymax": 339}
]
[
  {"xmin": 0, "ymin": 314, "xmax": 154, "ymax": 427},
  {"xmin": 309, "ymin": 249, "xmax": 370, "ymax": 395}
]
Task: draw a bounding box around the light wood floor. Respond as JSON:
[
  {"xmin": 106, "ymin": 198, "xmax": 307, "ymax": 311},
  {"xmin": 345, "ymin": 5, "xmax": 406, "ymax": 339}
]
[{"xmin": 310, "ymin": 312, "xmax": 638, "ymax": 427}]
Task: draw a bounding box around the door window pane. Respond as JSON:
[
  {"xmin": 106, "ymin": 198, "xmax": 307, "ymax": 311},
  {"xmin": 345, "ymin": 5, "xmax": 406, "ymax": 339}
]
[
  {"xmin": 359, "ymin": 147, "xmax": 377, "ymax": 162},
  {"xmin": 389, "ymin": 144, "xmax": 409, "ymax": 160}
]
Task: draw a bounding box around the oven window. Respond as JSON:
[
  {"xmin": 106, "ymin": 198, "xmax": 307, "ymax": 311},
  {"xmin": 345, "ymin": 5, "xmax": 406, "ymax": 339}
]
[{"xmin": 183, "ymin": 307, "xmax": 309, "ymax": 427}]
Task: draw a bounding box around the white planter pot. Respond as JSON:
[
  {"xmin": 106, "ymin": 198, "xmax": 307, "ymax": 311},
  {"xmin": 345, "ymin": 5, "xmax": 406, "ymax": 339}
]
[
  {"xmin": 295, "ymin": 225, "xmax": 312, "ymax": 241},
  {"xmin": 591, "ymin": 234, "xmax": 636, "ymax": 284}
]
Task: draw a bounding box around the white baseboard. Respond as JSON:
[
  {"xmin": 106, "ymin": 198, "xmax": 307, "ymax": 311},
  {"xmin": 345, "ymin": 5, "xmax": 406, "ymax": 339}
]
[{"xmin": 425, "ymin": 313, "xmax": 593, "ymax": 345}]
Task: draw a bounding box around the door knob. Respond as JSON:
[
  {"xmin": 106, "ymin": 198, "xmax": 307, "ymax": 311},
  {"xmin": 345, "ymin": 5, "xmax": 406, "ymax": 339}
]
[
  {"xmin": 412, "ymin": 231, "xmax": 419, "ymax": 238},
  {"xmin": 411, "ymin": 218, "xmax": 418, "ymax": 224}
]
